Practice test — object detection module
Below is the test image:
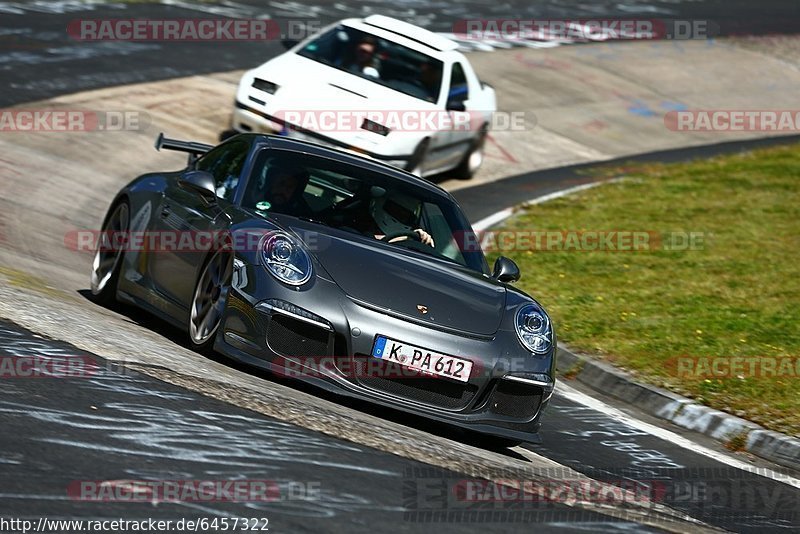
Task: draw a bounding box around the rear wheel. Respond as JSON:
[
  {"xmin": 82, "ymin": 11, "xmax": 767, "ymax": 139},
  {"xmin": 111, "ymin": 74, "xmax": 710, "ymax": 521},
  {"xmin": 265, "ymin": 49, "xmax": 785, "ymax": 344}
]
[
  {"xmin": 452, "ymin": 126, "xmax": 488, "ymax": 180},
  {"xmin": 188, "ymin": 246, "xmax": 234, "ymax": 351},
  {"xmin": 90, "ymin": 200, "xmax": 129, "ymax": 305}
]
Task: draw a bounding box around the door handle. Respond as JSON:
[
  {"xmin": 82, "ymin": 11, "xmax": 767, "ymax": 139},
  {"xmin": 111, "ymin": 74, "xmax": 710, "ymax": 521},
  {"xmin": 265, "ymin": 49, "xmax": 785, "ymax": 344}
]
[{"xmin": 160, "ymin": 205, "xmax": 171, "ymax": 219}]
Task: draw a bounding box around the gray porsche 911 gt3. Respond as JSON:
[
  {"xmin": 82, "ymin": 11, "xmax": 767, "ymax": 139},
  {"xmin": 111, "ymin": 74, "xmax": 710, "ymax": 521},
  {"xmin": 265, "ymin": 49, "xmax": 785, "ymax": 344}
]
[{"xmin": 90, "ymin": 132, "xmax": 556, "ymax": 446}]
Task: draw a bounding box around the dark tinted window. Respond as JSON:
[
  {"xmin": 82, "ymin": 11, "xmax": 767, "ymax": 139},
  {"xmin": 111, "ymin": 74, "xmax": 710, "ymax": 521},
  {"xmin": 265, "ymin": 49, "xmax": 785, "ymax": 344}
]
[
  {"xmin": 297, "ymin": 25, "xmax": 444, "ymax": 103},
  {"xmin": 449, "ymin": 62, "xmax": 469, "ymax": 102},
  {"xmin": 242, "ymin": 149, "xmax": 488, "ymax": 273},
  {"xmin": 195, "ymin": 139, "xmax": 250, "ymax": 201}
]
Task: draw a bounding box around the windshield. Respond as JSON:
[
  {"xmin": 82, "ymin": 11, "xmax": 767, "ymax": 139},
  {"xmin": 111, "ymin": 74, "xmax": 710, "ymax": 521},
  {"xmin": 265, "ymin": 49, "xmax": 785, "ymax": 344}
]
[
  {"xmin": 296, "ymin": 24, "xmax": 443, "ymax": 103},
  {"xmin": 241, "ymin": 149, "xmax": 488, "ymax": 274}
]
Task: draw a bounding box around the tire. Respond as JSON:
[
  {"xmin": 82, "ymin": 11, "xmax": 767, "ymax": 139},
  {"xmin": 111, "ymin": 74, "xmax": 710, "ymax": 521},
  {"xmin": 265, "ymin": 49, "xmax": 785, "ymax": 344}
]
[
  {"xmin": 406, "ymin": 138, "xmax": 430, "ymax": 177},
  {"xmin": 188, "ymin": 245, "xmax": 234, "ymax": 352},
  {"xmin": 218, "ymin": 129, "xmax": 238, "ymax": 142},
  {"xmin": 89, "ymin": 199, "xmax": 129, "ymax": 306},
  {"xmin": 452, "ymin": 126, "xmax": 488, "ymax": 180}
]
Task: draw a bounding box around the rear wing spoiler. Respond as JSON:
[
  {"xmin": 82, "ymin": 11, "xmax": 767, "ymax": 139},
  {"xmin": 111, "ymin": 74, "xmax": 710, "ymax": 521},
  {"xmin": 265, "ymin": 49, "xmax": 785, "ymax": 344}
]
[{"xmin": 155, "ymin": 132, "xmax": 213, "ymax": 165}]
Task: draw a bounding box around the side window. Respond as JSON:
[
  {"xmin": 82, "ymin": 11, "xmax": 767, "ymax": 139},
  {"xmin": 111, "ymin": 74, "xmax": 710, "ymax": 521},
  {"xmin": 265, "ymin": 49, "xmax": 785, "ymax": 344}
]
[
  {"xmin": 420, "ymin": 202, "xmax": 466, "ymax": 265},
  {"xmin": 195, "ymin": 139, "xmax": 249, "ymax": 201},
  {"xmin": 241, "ymin": 150, "xmax": 314, "ymax": 218},
  {"xmin": 449, "ymin": 62, "xmax": 469, "ymax": 103},
  {"xmin": 301, "ymin": 27, "xmax": 340, "ymax": 63}
]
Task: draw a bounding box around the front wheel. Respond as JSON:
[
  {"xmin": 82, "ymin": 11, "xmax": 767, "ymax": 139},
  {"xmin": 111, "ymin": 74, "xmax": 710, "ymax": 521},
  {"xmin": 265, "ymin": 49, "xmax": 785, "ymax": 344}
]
[
  {"xmin": 406, "ymin": 138, "xmax": 430, "ymax": 177},
  {"xmin": 188, "ymin": 247, "xmax": 233, "ymax": 351},
  {"xmin": 452, "ymin": 126, "xmax": 488, "ymax": 180},
  {"xmin": 90, "ymin": 199, "xmax": 129, "ymax": 305}
]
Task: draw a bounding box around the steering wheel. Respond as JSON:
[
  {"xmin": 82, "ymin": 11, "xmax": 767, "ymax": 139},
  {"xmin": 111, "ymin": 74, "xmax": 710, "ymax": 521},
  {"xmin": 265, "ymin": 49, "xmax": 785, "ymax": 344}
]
[{"xmin": 380, "ymin": 230, "xmax": 421, "ymax": 243}]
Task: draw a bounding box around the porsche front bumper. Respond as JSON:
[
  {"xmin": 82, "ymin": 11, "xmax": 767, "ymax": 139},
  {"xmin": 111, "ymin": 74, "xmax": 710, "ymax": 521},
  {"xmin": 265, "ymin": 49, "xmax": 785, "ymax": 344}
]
[{"xmin": 217, "ymin": 269, "xmax": 556, "ymax": 443}]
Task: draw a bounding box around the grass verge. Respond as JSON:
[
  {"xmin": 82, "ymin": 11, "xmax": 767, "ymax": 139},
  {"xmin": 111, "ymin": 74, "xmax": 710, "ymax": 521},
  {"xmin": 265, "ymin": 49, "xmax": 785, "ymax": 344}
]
[{"xmin": 487, "ymin": 143, "xmax": 800, "ymax": 436}]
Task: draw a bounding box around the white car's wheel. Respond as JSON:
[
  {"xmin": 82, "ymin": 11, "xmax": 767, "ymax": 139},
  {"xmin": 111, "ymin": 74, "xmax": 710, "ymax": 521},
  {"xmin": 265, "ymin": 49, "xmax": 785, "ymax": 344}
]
[
  {"xmin": 453, "ymin": 126, "xmax": 488, "ymax": 180},
  {"xmin": 406, "ymin": 138, "xmax": 430, "ymax": 177}
]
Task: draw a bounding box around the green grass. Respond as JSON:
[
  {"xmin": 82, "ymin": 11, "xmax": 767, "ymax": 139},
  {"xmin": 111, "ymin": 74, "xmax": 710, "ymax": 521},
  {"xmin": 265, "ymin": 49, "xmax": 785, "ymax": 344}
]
[{"xmin": 488, "ymin": 143, "xmax": 800, "ymax": 436}]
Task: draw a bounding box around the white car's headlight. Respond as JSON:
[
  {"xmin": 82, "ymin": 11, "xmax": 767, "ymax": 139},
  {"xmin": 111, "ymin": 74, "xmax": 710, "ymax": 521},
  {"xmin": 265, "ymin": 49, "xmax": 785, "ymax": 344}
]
[
  {"xmin": 515, "ymin": 303, "xmax": 553, "ymax": 354},
  {"xmin": 252, "ymin": 78, "xmax": 279, "ymax": 95},
  {"xmin": 361, "ymin": 118, "xmax": 390, "ymax": 136},
  {"xmin": 261, "ymin": 232, "xmax": 312, "ymax": 286}
]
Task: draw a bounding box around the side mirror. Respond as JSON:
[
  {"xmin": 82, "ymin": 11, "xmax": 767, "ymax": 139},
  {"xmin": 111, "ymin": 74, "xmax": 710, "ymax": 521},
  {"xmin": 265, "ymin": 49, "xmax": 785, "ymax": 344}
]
[
  {"xmin": 281, "ymin": 38, "xmax": 299, "ymax": 50},
  {"xmin": 492, "ymin": 256, "xmax": 520, "ymax": 283},
  {"xmin": 446, "ymin": 100, "xmax": 466, "ymax": 112},
  {"xmin": 178, "ymin": 170, "xmax": 217, "ymax": 202}
]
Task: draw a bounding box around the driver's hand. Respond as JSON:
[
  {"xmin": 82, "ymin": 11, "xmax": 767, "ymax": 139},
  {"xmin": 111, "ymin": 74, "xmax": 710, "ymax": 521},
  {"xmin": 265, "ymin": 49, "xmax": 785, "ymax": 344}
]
[
  {"xmin": 381, "ymin": 229, "xmax": 435, "ymax": 247},
  {"xmin": 414, "ymin": 228, "xmax": 435, "ymax": 247}
]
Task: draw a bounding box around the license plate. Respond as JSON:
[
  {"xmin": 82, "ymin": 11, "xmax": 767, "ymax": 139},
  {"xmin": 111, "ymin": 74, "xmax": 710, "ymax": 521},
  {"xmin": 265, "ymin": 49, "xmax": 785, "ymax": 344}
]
[{"xmin": 371, "ymin": 335, "xmax": 473, "ymax": 383}]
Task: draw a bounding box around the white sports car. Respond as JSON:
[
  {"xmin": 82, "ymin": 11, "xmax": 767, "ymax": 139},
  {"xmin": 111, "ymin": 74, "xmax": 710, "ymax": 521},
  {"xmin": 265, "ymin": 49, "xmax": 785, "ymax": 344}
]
[{"xmin": 230, "ymin": 15, "xmax": 497, "ymax": 179}]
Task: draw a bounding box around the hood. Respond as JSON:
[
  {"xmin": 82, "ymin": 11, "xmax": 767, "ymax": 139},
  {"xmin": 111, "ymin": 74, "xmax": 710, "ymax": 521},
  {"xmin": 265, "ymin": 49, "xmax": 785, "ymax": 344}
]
[
  {"xmin": 303, "ymin": 228, "xmax": 505, "ymax": 336},
  {"xmin": 241, "ymin": 53, "xmax": 441, "ymax": 152}
]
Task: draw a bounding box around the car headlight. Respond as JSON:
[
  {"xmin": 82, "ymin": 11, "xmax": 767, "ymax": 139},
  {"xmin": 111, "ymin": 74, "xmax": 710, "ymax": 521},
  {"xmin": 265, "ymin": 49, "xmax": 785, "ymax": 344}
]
[
  {"xmin": 252, "ymin": 78, "xmax": 279, "ymax": 95},
  {"xmin": 361, "ymin": 118, "xmax": 390, "ymax": 136},
  {"xmin": 515, "ymin": 303, "xmax": 553, "ymax": 354},
  {"xmin": 261, "ymin": 232, "xmax": 312, "ymax": 286}
]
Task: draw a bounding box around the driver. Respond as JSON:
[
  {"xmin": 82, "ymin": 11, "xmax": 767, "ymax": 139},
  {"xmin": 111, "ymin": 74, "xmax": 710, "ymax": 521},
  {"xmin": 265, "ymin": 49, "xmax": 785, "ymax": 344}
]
[
  {"xmin": 346, "ymin": 36, "xmax": 381, "ymax": 78},
  {"xmin": 261, "ymin": 164, "xmax": 313, "ymax": 217},
  {"xmin": 368, "ymin": 192, "xmax": 434, "ymax": 247}
]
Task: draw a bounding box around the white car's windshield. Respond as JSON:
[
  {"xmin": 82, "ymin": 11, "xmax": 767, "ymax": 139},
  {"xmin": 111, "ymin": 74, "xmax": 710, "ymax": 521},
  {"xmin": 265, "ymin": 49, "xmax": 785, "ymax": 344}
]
[{"xmin": 296, "ymin": 24, "xmax": 443, "ymax": 103}]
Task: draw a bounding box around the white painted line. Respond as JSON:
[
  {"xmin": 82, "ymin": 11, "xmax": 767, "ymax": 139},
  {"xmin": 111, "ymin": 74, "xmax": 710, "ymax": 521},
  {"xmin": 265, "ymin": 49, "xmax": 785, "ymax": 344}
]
[
  {"xmin": 471, "ymin": 208, "xmax": 514, "ymax": 232},
  {"xmin": 472, "ymin": 181, "xmax": 603, "ymax": 231},
  {"xmin": 478, "ymin": 39, "xmax": 515, "ymax": 49},
  {"xmin": 517, "ymin": 40, "xmax": 564, "ymax": 49},
  {"xmin": 555, "ymin": 382, "xmax": 800, "ymax": 489},
  {"xmin": 436, "ymin": 33, "xmax": 497, "ymax": 52}
]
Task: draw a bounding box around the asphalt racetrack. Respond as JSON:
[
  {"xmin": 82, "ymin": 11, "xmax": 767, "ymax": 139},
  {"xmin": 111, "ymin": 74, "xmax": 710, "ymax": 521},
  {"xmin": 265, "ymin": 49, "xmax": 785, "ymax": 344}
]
[{"xmin": 1, "ymin": 1, "xmax": 799, "ymax": 533}]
